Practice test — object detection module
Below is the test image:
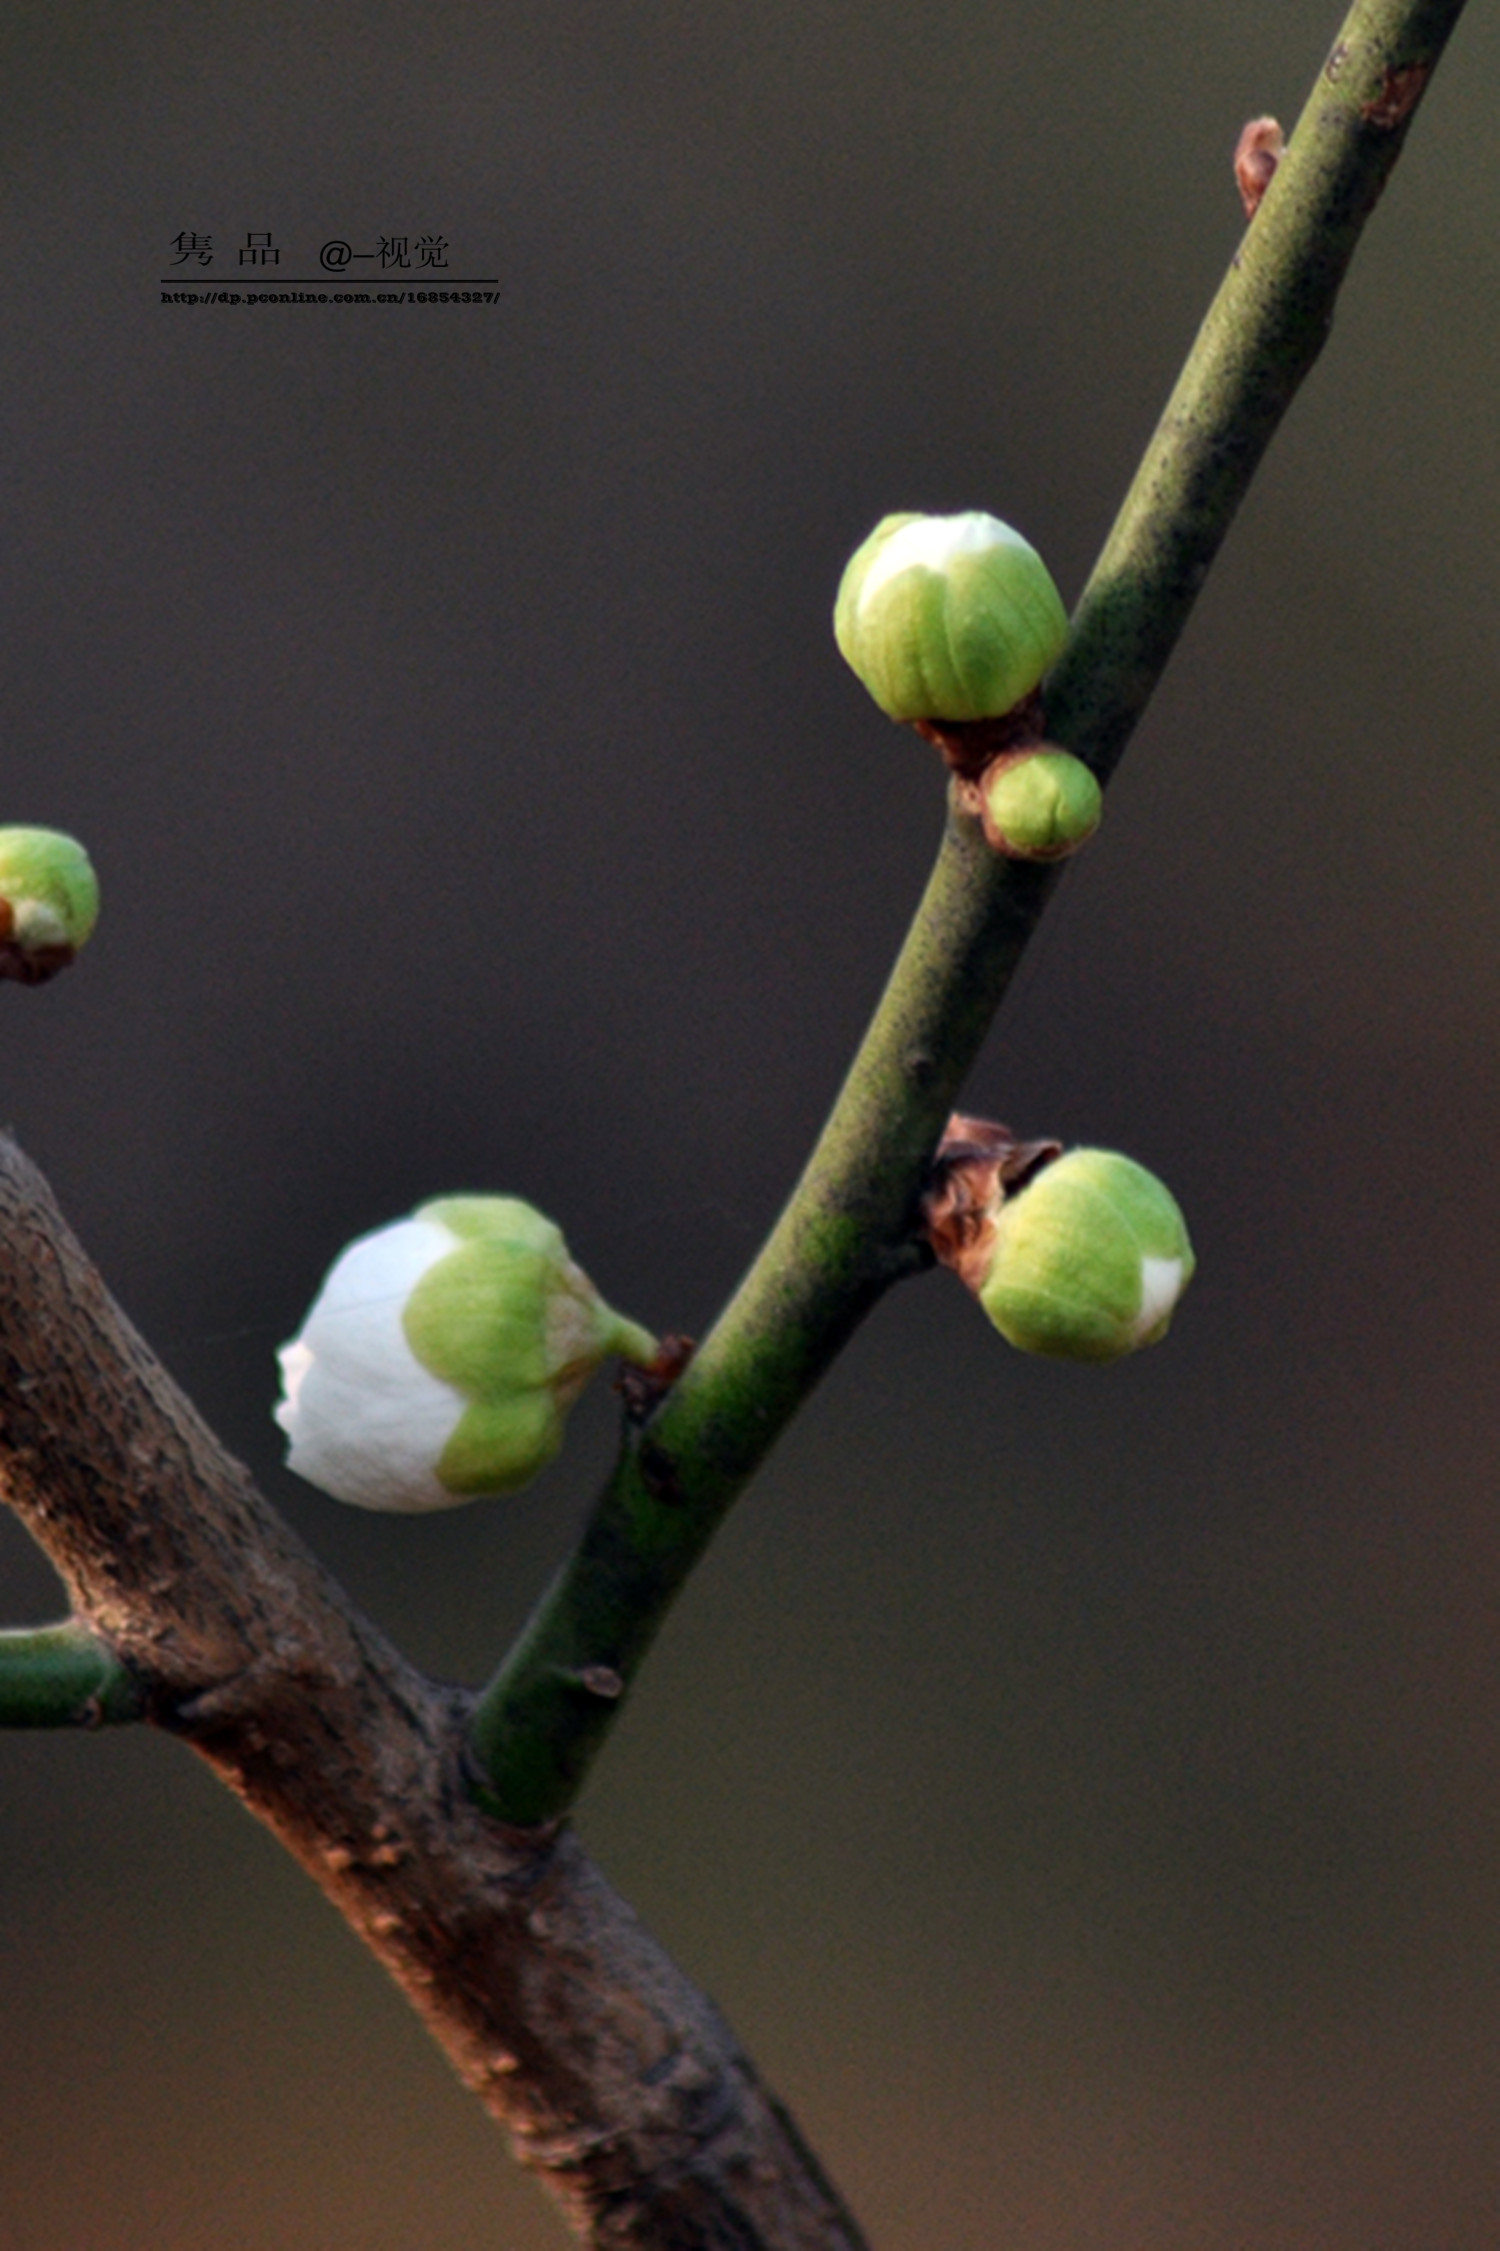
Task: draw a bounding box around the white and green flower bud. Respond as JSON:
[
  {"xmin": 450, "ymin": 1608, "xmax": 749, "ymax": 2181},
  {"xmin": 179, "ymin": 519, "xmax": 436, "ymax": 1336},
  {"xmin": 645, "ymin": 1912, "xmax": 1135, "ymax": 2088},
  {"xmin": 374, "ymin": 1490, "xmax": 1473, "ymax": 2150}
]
[
  {"xmin": 275, "ymin": 1196, "xmax": 658, "ymax": 1512},
  {"xmin": 978, "ymin": 747, "xmax": 1102, "ymax": 861},
  {"xmin": 978, "ymin": 1149, "xmax": 1195, "ymax": 1363},
  {"xmin": 834, "ymin": 511, "xmax": 1069, "ymax": 723},
  {"xmin": 0, "ymin": 827, "xmax": 99, "ymax": 983}
]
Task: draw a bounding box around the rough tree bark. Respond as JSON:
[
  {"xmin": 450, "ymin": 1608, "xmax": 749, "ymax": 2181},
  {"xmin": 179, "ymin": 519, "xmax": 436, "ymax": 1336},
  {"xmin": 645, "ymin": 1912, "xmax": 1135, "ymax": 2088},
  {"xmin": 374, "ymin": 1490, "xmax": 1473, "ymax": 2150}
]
[{"xmin": 0, "ymin": 1139, "xmax": 866, "ymax": 2251}]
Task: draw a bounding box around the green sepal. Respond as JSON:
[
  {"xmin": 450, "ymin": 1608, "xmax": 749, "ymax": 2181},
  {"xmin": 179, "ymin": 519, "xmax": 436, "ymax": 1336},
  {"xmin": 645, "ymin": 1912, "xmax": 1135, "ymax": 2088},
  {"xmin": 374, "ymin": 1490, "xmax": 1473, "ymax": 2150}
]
[
  {"xmin": 980, "ymin": 749, "xmax": 1102, "ymax": 860},
  {"xmin": 834, "ymin": 512, "xmax": 1069, "ymax": 723},
  {"xmin": 418, "ymin": 1194, "xmax": 563, "ymax": 1254},
  {"xmin": 436, "ymin": 1392, "xmax": 565, "ymax": 1497},
  {"xmin": 978, "ymin": 1149, "xmax": 1195, "ymax": 1363},
  {"xmin": 0, "ymin": 827, "xmax": 100, "ymax": 951},
  {"xmin": 403, "ymin": 1235, "xmax": 569, "ymax": 1397},
  {"xmin": 401, "ymin": 1194, "xmax": 658, "ymax": 1497}
]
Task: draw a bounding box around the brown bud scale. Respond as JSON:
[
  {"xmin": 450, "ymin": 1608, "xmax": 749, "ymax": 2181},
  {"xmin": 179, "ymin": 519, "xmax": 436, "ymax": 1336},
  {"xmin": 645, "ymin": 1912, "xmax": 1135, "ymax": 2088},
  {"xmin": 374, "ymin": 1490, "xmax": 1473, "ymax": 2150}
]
[
  {"xmin": 909, "ymin": 690, "xmax": 1047, "ymax": 781},
  {"xmin": 922, "ymin": 1113, "xmax": 1063, "ymax": 1293},
  {"xmin": 1234, "ymin": 117, "xmax": 1285, "ymax": 219}
]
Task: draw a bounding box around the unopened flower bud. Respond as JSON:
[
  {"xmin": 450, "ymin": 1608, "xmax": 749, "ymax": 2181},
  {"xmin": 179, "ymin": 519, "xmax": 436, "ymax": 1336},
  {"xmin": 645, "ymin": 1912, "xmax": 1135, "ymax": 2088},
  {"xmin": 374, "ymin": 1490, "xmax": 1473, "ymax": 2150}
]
[
  {"xmin": 834, "ymin": 511, "xmax": 1069, "ymax": 724},
  {"xmin": 0, "ymin": 828, "xmax": 99, "ymax": 984},
  {"xmin": 275, "ymin": 1196, "xmax": 658, "ymax": 1511},
  {"xmin": 977, "ymin": 1149, "xmax": 1194, "ymax": 1363},
  {"xmin": 976, "ymin": 747, "xmax": 1102, "ymax": 860}
]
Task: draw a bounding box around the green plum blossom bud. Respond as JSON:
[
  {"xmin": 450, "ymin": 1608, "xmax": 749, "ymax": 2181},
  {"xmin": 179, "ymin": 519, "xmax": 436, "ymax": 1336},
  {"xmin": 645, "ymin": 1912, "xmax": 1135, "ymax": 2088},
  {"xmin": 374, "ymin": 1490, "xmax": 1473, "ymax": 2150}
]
[
  {"xmin": 978, "ymin": 1149, "xmax": 1195, "ymax": 1363},
  {"xmin": 0, "ymin": 827, "xmax": 99, "ymax": 983},
  {"xmin": 275, "ymin": 1195, "xmax": 658, "ymax": 1511},
  {"xmin": 977, "ymin": 747, "xmax": 1102, "ymax": 861},
  {"xmin": 834, "ymin": 510, "xmax": 1069, "ymax": 723}
]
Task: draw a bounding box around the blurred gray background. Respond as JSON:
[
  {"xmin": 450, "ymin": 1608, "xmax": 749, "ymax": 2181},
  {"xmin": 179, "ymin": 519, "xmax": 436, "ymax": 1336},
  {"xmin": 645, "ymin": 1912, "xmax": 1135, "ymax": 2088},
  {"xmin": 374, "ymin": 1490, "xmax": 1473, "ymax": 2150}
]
[{"xmin": 2, "ymin": 2, "xmax": 1498, "ymax": 2246}]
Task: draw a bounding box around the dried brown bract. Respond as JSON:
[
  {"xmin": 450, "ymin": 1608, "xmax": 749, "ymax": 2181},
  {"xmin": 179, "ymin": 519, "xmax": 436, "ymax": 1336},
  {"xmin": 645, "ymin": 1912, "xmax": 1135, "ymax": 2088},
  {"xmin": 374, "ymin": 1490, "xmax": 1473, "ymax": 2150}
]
[
  {"xmin": 615, "ymin": 1333, "xmax": 697, "ymax": 1422},
  {"xmin": 1235, "ymin": 117, "xmax": 1286, "ymax": 218},
  {"xmin": 922, "ymin": 1113, "xmax": 1062, "ymax": 1292}
]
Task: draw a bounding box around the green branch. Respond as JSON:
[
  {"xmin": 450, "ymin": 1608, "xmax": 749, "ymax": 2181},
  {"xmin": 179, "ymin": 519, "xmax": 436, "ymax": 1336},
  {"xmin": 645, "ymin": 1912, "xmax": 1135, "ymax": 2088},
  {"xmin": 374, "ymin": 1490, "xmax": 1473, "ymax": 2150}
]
[
  {"xmin": 0, "ymin": 1620, "xmax": 144, "ymax": 1726},
  {"xmin": 1048, "ymin": 0, "xmax": 1466, "ymax": 775},
  {"xmin": 466, "ymin": 0, "xmax": 1468, "ymax": 1826}
]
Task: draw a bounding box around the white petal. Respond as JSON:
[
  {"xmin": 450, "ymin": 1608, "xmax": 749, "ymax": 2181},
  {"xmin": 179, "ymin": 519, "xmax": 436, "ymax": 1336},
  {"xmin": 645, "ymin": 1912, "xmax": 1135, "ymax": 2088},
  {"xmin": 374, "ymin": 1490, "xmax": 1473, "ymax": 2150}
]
[
  {"xmin": 857, "ymin": 511, "xmax": 1025, "ymax": 605},
  {"xmin": 276, "ymin": 1351, "xmax": 465, "ymax": 1511},
  {"xmin": 294, "ymin": 1216, "xmax": 452, "ymax": 1362},
  {"xmin": 277, "ymin": 1337, "xmax": 314, "ymax": 1414},
  {"xmin": 1133, "ymin": 1256, "xmax": 1186, "ymax": 1342},
  {"xmin": 275, "ymin": 1215, "xmax": 471, "ymax": 1512},
  {"xmin": 11, "ymin": 897, "xmax": 69, "ymax": 948}
]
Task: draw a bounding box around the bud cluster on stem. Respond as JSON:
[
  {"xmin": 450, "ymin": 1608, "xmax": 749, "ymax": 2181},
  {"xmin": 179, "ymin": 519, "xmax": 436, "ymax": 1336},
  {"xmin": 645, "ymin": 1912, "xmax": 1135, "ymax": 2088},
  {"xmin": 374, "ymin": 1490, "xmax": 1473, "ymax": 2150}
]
[
  {"xmin": 833, "ymin": 511, "xmax": 1102, "ymax": 862},
  {"xmin": 924, "ymin": 1115, "xmax": 1195, "ymax": 1363}
]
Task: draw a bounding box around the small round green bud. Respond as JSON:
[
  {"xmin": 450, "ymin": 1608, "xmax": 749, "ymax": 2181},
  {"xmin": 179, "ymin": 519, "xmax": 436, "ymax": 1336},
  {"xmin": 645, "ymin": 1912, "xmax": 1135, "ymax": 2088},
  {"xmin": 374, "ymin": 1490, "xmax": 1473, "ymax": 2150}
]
[
  {"xmin": 275, "ymin": 1195, "xmax": 658, "ymax": 1511},
  {"xmin": 0, "ymin": 827, "xmax": 99, "ymax": 983},
  {"xmin": 834, "ymin": 511, "xmax": 1069, "ymax": 723},
  {"xmin": 977, "ymin": 747, "xmax": 1102, "ymax": 860},
  {"xmin": 978, "ymin": 1149, "xmax": 1195, "ymax": 1363}
]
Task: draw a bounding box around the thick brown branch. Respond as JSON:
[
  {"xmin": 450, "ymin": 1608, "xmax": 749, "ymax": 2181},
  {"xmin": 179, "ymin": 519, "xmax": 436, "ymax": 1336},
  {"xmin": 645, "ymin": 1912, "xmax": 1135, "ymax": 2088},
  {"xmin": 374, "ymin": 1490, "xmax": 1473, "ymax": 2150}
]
[{"xmin": 0, "ymin": 1135, "xmax": 865, "ymax": 2251}]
